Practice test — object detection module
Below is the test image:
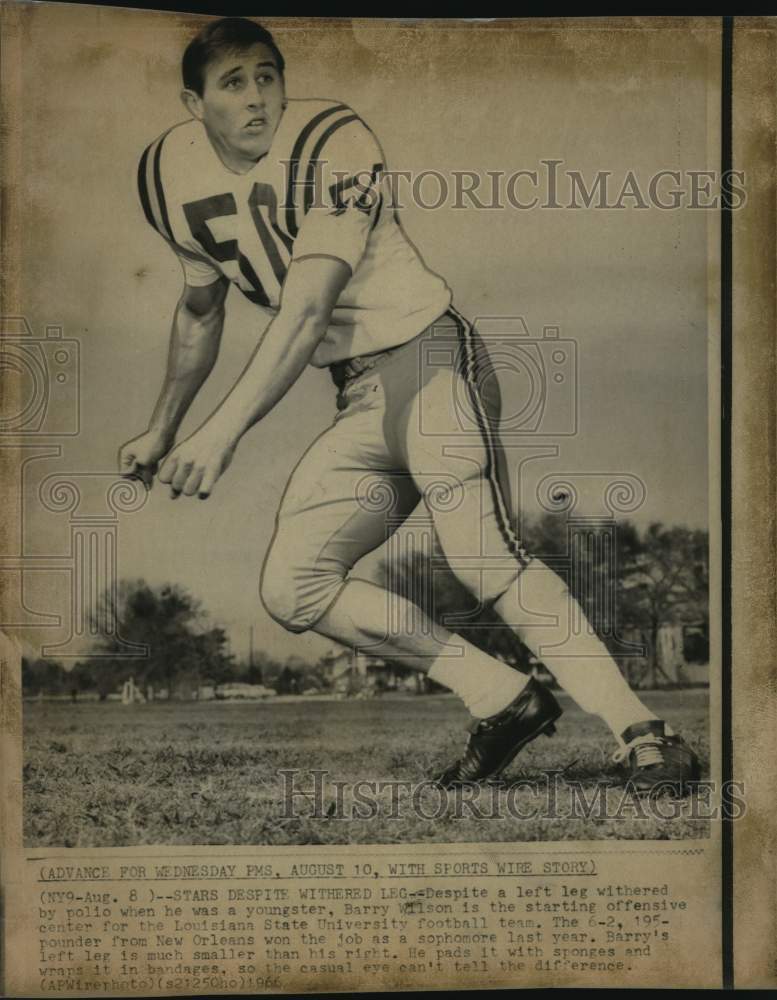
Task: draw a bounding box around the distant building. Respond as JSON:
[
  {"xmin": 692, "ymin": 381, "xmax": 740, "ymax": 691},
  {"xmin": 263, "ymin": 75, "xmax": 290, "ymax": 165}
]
[
  {"xmin": 320, "ymin": 649, "xmax": 400, "ymax": 696},
  {"xmin": 617, "ymin": 621, "xmax": 709, "ymax": 687}
]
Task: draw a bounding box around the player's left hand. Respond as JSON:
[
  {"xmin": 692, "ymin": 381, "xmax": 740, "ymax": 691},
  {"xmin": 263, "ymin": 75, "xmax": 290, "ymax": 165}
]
[{"xmin": 157, "ymin": 426, "xmax": 237, "ymax": 500}]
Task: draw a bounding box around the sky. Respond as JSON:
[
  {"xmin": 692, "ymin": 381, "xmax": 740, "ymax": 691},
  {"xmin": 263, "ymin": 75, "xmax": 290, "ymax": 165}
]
[{"xmin": 8, "ymin": 12, "xmax": 720, "ymax": 664}]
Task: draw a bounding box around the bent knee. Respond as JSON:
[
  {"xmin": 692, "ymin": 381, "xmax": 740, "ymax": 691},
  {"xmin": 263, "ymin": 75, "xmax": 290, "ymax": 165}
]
[
  {"xmin": 259, "ymin": 579, "xmax": 309, "ymax": 634},
  {"xmin": 260, "ymin": 547, "xmax": 346, "ymax": 633}
]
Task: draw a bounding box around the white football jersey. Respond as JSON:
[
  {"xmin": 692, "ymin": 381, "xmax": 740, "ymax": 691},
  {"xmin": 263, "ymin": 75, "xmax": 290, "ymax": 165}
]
[{"xmin": 138, "ymin": 99, "xmax": 451, "ymax": 366}]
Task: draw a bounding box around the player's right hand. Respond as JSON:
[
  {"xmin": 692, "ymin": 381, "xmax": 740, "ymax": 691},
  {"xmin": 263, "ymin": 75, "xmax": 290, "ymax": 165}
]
[{"xmin": 118, "ymin": 430, "xmax": 174, "ymax": 491}]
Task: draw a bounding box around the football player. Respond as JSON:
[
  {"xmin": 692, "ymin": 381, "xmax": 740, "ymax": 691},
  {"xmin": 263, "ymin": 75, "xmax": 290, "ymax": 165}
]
[{"xmin": 119, "ymin": 17, "xmax": 701, "ymax": 793}]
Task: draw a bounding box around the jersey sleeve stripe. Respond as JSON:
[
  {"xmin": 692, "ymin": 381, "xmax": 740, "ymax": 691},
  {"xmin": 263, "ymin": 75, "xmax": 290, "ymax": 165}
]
[
  {"xmin": 152, "ymin": 132, "xmax": 174, "ymax": 242},
  {"xmin": 370, "ymin": 193, "xmax": 384, "ymax": 231},
  {"xmin": 138, "ymin": 135, "xmax": 217, "ymax": 269},
  {"xmin": 137, "ymin": 144, "xmax": 158, "ymax": 230},
  {"xmin": 138, "ymin": 134, "xmax": 171, "ymax": 241},
  {"xmin": 284, "ymin": 103, "xmax": 348, "ymax": 238},
  {"xmin": 302, "ymin": 113, "xmax": 361, "ymax": 215}
]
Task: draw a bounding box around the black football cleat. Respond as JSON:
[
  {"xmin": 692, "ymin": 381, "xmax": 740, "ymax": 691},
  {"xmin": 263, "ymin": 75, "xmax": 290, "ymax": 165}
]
[
  {"xmin": 613, "ymin": 720, "xmax": 701, "ymax": 795},
  {"xmin": 433, "ymin": 676, "xmax": 562, "ymax": 788}
]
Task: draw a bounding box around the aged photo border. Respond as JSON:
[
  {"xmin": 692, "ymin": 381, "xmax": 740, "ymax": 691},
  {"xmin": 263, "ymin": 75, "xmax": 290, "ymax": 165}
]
[
  {"xmin": 0, "ymin": 10, "xmax": 774, "ymax": 992},
  {"xmin": 720, "ymin": 14, "xmax": 733, "ymax": 987},
  {"xmin": 12, "ymin": 11, "xmax": 718, "ymax": 850}
]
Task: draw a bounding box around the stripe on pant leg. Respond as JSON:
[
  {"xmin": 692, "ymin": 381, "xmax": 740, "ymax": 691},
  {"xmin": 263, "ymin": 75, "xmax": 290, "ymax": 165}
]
[{"xmin": 447, "ymin": 305, "xmax": 532, "ymax": 572}]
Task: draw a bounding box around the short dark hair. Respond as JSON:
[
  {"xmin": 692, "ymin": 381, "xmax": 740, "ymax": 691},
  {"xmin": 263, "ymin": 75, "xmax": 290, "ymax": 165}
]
[{"xmin": 182, "ymin": 17, "xmax": 285, "ymax": 95}]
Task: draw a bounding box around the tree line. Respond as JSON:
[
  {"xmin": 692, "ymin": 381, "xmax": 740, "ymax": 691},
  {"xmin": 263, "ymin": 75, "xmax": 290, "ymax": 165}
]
[
  {"xmin": 22, "ymin": 516, "xmax": 708, "ymax": 697},
  {"xmin": 377, "ymin": 514, "xmax": 709, "ymax": 687}
]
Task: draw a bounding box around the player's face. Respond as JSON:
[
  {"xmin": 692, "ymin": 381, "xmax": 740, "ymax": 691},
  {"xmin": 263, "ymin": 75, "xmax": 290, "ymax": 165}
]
[{"xmin": 187, "ymin": 43, "xmax": 285, "ymax": 173}]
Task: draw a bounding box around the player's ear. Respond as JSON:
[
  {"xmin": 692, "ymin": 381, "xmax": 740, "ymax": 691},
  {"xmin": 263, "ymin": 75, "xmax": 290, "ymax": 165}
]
[{"xmin": 181, "ymin": 88, "xmax": 204, "ymax": 121}]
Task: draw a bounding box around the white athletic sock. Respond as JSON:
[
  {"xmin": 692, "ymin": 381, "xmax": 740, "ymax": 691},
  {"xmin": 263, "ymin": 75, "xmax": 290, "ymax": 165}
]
[
  {"xmin": 428, "ymin": 638, "xmax": 529, "ymax": 719},
  {"xmin": 494, "ymin": 561, "xmax": 658, "ymax": 743}
]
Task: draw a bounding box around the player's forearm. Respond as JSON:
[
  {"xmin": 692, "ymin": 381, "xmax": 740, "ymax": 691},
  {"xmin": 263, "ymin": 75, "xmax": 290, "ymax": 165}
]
[
  {"xmin": 179, "ymin": 259, "xmax": 348, "ymax": 451},
  {"xmin": 146, "ymin": 302, "xmax": 224, "ymax": 441},
  {"xmin": 205, "ymin": 307, "xmax": 324, "ymax": 445}
]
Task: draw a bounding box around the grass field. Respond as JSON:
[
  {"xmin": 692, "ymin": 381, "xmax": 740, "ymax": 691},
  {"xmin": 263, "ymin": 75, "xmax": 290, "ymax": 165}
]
[{"xmin": 23, "ymin": 689, "xmax": 709, "ymax": 847}]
